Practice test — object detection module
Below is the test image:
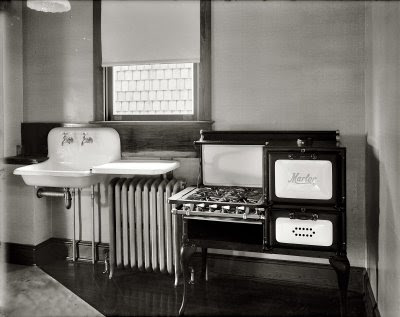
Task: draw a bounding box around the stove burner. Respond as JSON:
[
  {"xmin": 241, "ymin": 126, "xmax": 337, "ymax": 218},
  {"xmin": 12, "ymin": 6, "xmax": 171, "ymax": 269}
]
[{"xmin": 185, "ymin": 186, "xmax": 263, "ymax": 204}]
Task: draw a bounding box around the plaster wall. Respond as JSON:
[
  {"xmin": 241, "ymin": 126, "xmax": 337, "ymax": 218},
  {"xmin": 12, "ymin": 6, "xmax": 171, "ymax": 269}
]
[
  {"xmin": 23, "ymin": 0, "xmax": 93, "ymax": 123},
  {"xmin": 365, "ymin": 3, "xmax": 400, "ymax": 316},
  {"xmin": 2, "ymin": 165, "xmax": 52, "ymax": 245},
  {"xmin": 0, "ymin": 2, "xmax": 45, "ymax": 245},
  {"xmin": 1, "ymin": 0, "xmax": 23, "ymax": 158},
  {"xmin": 211, "ymin": 1, "xmax": 366, "ymax": 267}
]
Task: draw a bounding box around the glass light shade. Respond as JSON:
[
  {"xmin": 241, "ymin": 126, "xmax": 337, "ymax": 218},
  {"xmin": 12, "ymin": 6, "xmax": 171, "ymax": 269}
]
[{"xmin": 27, "ymin": 0, "xmax": 71, "ymax": 13}]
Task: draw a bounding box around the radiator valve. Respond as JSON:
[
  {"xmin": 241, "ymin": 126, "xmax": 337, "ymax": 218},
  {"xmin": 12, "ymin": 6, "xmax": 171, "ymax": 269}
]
[
  {"xmin": 103, "ymin": 250, "xmax": 109, "ymax": 274},
  {"xmin": 189, "ymin": 267, "xmax": 195, "ymax": 285}
]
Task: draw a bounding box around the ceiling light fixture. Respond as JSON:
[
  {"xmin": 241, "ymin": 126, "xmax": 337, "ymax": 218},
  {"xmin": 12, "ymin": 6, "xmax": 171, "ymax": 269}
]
[{"xmin": 27, "ymin": 0, "xmax": 71, "ymax": 13}]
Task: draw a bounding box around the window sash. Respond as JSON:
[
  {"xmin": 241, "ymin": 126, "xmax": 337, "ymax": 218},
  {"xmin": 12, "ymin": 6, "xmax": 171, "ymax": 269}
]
[{"xmin": 105, "ymin": 65, "xmax": 199, "ymax": 121}]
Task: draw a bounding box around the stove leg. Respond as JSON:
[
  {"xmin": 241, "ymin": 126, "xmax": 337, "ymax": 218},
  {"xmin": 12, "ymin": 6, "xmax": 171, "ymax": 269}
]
[
  {"xmin": 173, "ymin": 213, "xmax": 181, "ymax": 287},
  {"xmin": 201, "ymin": 248, "xmax": 208, "ymax": 281},
  {"xmin": 179, "ymin": 243, "xmax": 197, "ymax": 316},
  {"xmin": 329, "ymin": 255, "xmax": 350, "ymax": 317},
  {"xmin": 72, "ymin": 189, "xmax": 76, "ymax": 261}
]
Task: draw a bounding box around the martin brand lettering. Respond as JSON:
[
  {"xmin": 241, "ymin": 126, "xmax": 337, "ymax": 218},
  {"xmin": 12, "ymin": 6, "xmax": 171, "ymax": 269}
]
[{"xmin": 288, "ymin": 173, "xmax": 318, "ymax": 185}]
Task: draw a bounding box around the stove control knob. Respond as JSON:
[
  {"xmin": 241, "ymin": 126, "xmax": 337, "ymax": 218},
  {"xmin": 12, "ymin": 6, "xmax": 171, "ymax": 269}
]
[
  {"xmin": 222, "ymin": 206, "xmax": 230, "ymax": 213},
  {"xmin": 255, "ymin": 208, "xmax": 265, "ymax": 215},
  {"xmin": 183, "ymin": 204, "xmax": 193, "ymax": 213},
  {"xmin": 208, "ymin": 204, "xmax": 218, "ymax": 212},
  {"xmin": 236, "ymin": 206, "xmax": 245, "ymax": 214},
  {"xmin": 297, "ymin": 139, "xmax": 305, "ymax": 147},
  {"xmin": 196, "ymin": 203, "xmax": 205, "ymax": 212}
]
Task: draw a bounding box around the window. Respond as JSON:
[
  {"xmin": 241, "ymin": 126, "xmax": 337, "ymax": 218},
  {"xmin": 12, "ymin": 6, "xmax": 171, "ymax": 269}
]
[
  {"xmin": 106, "ymin": 63, "xmax": 197, "ymax": 121},
  {"xmin": 93, "ymin": 1, "xmax": 212, "ymax": 153}
]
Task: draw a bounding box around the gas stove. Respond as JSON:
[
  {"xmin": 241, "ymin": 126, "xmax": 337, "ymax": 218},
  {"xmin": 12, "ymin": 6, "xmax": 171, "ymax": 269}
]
[{"xmin": 169, "ymin": 130, "xmax": 350, "ymax": 317}]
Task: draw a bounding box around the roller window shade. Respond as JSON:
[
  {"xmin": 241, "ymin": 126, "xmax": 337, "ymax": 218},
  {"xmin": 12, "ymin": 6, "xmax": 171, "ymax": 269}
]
[{"xmin": 101, "ymin": 0, "xmax": 200, "ymax": 66}]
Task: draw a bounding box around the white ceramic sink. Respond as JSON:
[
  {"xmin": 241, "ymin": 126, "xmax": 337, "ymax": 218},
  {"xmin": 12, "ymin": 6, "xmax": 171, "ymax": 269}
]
[
  {"xmin": 14, "ymin": 161, "xmax": 105, "ymax": 188},
  {"xmin": 14, "ymin": 127, "xmax": 121, "ymax": 188}
]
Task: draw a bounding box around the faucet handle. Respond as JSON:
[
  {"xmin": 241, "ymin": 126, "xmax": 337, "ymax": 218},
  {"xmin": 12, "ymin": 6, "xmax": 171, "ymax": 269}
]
[
  {"xmin": 61, "ymin": 132, "xmax": 74, "ymax": 146},
  {"xmin": 81, "ymin": 132, "xmax": 93, "ymax": 146}
]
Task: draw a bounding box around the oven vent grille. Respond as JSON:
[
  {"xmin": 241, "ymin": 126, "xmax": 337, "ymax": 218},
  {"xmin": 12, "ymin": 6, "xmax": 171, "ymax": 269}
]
[{"xmin": 292, "ymin": 227, "xmax": 316, "ymax": 238}]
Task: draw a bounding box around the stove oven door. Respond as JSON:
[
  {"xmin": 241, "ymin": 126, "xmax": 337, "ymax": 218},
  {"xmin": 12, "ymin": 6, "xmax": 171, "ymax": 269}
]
[
  {"xmin": 264, "ymin": 148, "xmax": 345, "ymax": 206},
  {"xmin": 269, "ymin": 208, "xmax": 342, "ymax": 252}
]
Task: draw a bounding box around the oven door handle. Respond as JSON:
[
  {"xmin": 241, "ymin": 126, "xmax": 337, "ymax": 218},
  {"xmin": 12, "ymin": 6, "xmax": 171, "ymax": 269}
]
[
  {"xmin": 289, "ymin": 212, "xmax": 318, "ymax": 221},
  {"xmin": 287, "ymin": 153, "xmax": 318, "ymax": 160}
]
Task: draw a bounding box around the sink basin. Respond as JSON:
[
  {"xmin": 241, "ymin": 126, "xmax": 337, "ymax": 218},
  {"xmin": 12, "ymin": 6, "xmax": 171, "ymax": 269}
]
[
  {"xmin": 14, "ymin": 127, "xmax": 121, "ymax": 188},
  {"xmin": 14, "ymin": 161, "xmax": 105, "ymax": 188}
]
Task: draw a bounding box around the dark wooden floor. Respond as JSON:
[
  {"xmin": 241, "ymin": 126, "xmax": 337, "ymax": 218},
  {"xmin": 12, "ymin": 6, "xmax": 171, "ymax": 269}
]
[{"xmin": 40, "ymin": 260, "xmax": 367, "ymax": 317}]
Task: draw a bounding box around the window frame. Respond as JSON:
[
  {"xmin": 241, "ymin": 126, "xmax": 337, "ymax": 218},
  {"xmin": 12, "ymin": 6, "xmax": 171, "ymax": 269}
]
[
  {"xmin": 92, "ymin": 1, "xmax": 212, "ymax": 154},
  {"xmin": 105, "ymin": 63, "xmax": 199, "ymax": 121}
]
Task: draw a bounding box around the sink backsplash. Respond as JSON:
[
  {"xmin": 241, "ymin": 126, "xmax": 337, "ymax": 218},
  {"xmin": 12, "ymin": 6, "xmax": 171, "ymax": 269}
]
[{"xmin": 48, "ymin": 127, "xmax": 121, "ymax": 168}]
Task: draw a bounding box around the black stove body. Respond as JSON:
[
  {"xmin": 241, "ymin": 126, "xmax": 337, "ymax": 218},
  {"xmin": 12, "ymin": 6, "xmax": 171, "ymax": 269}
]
[{"xmin": 169, "ymin": 130, "xmax": 350, "ymax": 316}]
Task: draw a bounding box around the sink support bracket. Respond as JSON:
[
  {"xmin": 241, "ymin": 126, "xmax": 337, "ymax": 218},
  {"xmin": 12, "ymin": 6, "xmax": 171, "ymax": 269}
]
[{"xmin": 91, "ymin": 185, "xmax": 96, "ymax": 264}]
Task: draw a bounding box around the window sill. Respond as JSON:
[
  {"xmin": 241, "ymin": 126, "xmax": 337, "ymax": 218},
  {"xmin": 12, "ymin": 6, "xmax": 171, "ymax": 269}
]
[{"xmin": 90, "ymin": 120, "xmax": 213, "ymax": 125}]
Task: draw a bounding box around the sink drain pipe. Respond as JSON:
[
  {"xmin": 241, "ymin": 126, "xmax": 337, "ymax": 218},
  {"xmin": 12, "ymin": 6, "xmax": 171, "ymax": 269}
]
[{"xmin": 36, "ymin": 187, "xmax": 72, "ymax": 209}]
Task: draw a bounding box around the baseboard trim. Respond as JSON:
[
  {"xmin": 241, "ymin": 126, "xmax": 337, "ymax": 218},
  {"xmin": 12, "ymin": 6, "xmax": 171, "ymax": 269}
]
[
  {"xmin": 3, "ymin": 242, "xmax": 35, "ymax": 265},
  {"xmin": 2, "ymin": 238, "xmax": 108, "ymax": 266},
  {"xmin": 50, "ymin": 238, "xmax": 109, "ymax": 262}
]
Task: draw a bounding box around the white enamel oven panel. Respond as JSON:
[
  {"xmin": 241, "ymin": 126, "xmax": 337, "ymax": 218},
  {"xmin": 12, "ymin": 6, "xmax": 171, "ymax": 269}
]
[
  {"xmin": 275, "ymin": 159, "xmax": 332, "ymax": 200},
  {"xmin": 275, "ymin": 217, "xmax": 333, "ymax": 247},
  {"xmin": 202, "ymin": 145, "xmax": 263, "ymax": 187},
  {"xmin": 270, "ymin": 209, "xmax": 341, "ymax": 251}
]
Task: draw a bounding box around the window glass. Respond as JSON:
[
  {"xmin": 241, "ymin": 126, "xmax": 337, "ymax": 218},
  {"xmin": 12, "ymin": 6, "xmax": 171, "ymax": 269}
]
[{"xmin": 112, "ymin": 63, "xmax": 194, "ymax": 116}]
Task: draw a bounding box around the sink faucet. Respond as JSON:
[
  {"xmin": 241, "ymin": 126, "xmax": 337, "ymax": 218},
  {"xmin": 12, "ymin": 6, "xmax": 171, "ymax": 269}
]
[
  {"xmin": 81, "ymin": 132, "xmax": 93, "ymax": 146},
  {"xmin": 61, "ymin": 132, "xmax": 74, "ymax": 146}
]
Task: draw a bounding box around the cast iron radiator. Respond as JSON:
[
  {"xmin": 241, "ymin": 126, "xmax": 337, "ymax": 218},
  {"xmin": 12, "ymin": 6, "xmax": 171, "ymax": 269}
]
[{"xmin": 108, "ymin": 177, "xmax": 185, "ymax": 280}]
